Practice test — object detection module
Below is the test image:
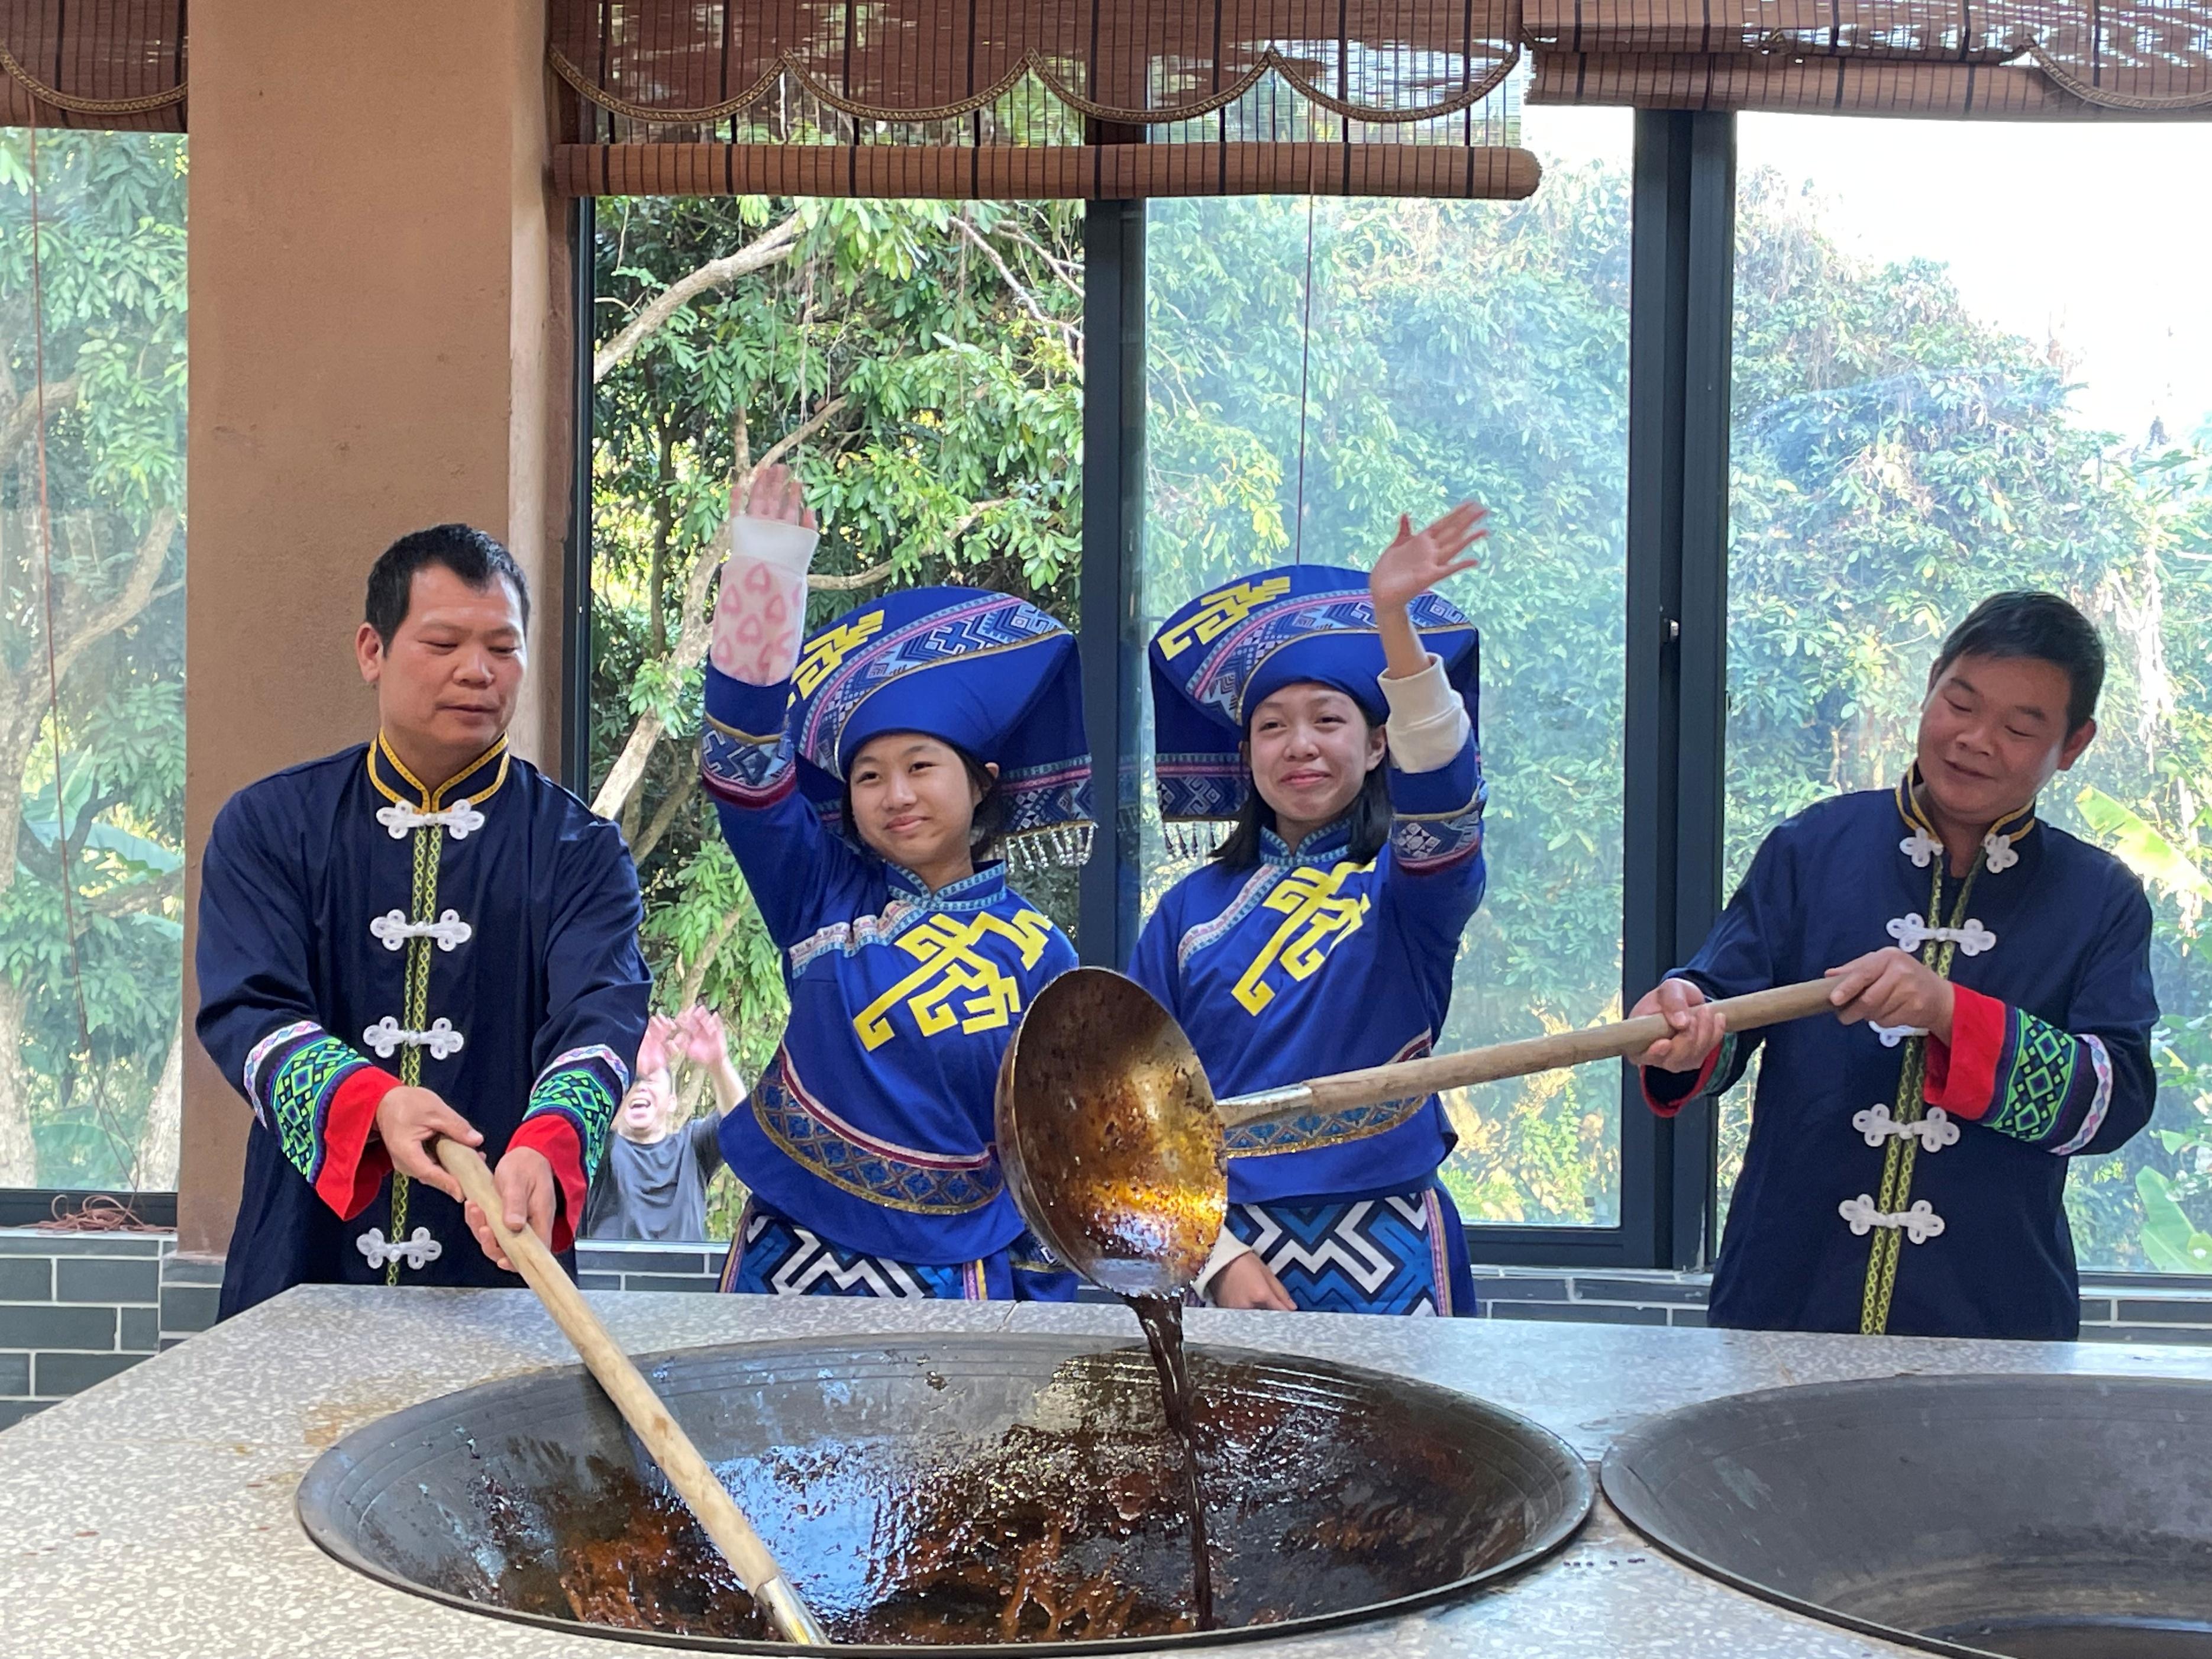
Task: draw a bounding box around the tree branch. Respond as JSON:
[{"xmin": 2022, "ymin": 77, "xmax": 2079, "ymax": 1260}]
[
  {"xmin": 808, "ymin": 560, "xmax": 896, "ymax": 593},
  {"xmin": 952, "ymin": 215, "xmax": 1082, "ymax": 367},
  {"xmin": 82, "ymin": 867, "xmax": 182, "ymax": 918},
  {"xmin": 0, "ymin": 373, "xmax": 81, "ymax": 462},
  {"xmin": 986, "ymin": 220, "xmax": 1083, "ymax": 295},
  {"xmin": 591, "ymin": 712, "xmax": 665, "ymax": 824},
  {"xmin": 805, "ymin": 492, "xmax": 1006, "ymax": 592},
  {"xmin": 593, "ymin": 213, "xmax": 805, "ymax": 385},
  {"xmin": 755, "ymin": 395, "xmax": 849, "ymax": 479},
  {"xmin": 949, "ymin": 214, "xmax": 1053, "ymax": 333},
  {"xmin": 677, "ymin": 905, "xmax": 747, "ymax": 1012},
  {"xmin": 946, "ymin": 495, "xmax": 1009, "ymax": 543},
  {"xmin": 51, "ymin": 506, "xmax": 179, "ymax": 688},
  {"xmin": 632, "ymin": 768, "xmax": 698, "ymax": 864}
]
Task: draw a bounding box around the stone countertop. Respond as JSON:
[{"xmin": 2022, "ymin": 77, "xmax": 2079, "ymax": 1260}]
[{"xmin": 7, "ymin": 1291, "xmax": 2212, "ymax": 1658}]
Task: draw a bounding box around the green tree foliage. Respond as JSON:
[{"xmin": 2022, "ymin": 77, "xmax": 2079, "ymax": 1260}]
[{"xmin": 0, "ymin": 131, "xmax": 187, "ymax": 1190}]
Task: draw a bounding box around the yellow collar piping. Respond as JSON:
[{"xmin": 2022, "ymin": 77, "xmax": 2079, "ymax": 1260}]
[
  {"xmin": 1893, "ymin": 764, "xmax": 2035, "ymax": 851},
  {"xmin": 367, "ymin": 732, "xmax": 511, "ymax": 811}
]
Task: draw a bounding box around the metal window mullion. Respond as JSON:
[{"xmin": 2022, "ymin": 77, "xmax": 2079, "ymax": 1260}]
[
  {"xmin": 1620, "ymin": 111, "xmax": 1693, "ymax": 1272},
  {"xmin": 1078, "ymin": 201, "xmax": 1146, "ymax": 969},
  {"xmin": 1623, "ymin": 110, "xmax": 1738, "ymax": 1272},
  {"xmin": 561, "ymin": 197, "xmax": 598, "ymax": 799},
  {"xmin": 1668, "ymin": 112, "xmax": 1739, "ymax": 1271}
]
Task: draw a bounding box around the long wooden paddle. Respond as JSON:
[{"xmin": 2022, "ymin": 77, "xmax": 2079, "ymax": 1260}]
[
  {"xmin": 1217, "ymin": 977, "xmax": 1839, "ymax": 1128},
  {"xmin": 435, "ymin": 1138, "xmax": 829, "ymax": 1645}
]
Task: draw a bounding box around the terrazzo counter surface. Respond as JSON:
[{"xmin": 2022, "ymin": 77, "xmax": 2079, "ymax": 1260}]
[{"xmin": 7, "ymin": 1287, "xmax": 2212, "ymax": 1658}]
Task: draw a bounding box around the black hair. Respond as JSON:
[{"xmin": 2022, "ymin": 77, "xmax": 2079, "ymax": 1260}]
[
  {"xmin": 365, "ymin": 524, "xmax": 531, "ymax": 645},
  {"xmin": 839, "ymin": 740, "xmax": 1006, "ymax": 863},
  {"xmin": 1211, "ymin": 740, "xmax": 1391, "ymax": 870},
  {"xmin": 1930, "ymin": 590, "xmax": 2106, "ymax": 734}
]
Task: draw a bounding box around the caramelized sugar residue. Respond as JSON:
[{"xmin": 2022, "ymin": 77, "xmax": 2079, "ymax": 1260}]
[{"xmin": 441, "ymin": 1347, "xmax": 1526, "ymax": 1647}]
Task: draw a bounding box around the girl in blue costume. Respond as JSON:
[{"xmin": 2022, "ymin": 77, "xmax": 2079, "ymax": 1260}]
[
  {"xmin": 697, "ymin": 463, "xmax": 1090, "ymax": 1299},
  {"xmin": 1132, "ymin": 505, "xmax": 1490, "ymax": 1315}
]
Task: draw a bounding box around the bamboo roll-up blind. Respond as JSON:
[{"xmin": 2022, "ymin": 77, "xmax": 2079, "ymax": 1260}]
[
  {"xmin": 0, "ymin": 0, "xmax": 186, "ymax": 129},
  {"xmin": 1525, "ymin": 1, "xmax": 2212, "ymax": 116},
  {"xmin": 549, "ymin": 0, "xmax": 1541, "ymax": 199}
]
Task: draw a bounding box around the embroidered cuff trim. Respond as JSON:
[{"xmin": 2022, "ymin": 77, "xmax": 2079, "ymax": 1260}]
[
  {"xmin": 2049, "ymin": 1033, "xmax": 2116, "ymax": 1157},
  {"xmin": 1923, "ymin": 983, "xmax": 2006, "ymax": 1120}
]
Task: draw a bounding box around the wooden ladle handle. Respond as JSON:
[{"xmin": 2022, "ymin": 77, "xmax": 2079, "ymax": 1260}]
[
  {"xmin": 435, "ymin": 1140, "xmax": 829, "ymax": 1645},
  {"xmin": 1220, "ymin": 977, "xmax": 1838, "ymax": 1129}
]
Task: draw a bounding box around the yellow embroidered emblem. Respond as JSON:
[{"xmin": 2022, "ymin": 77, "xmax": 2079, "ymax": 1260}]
[
  {"xmin": 1154, "ymin": 575, "xmax": 1294, "ymax": 660},
  {"xmin": 852, "ymin": 910, "xmax": 1057, "ymax": 1051},
  {"xmin": 795, "ymin": 611, "xmax": 886, "ymax": 696},
  {"xmin": 1232, "ymin": 862, "xmax": 1370, "ymax": 1015}
]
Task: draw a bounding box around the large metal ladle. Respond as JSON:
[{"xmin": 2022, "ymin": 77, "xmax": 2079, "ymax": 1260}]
[{"xmin": 994, "ymin": 970, "xmax": 1839, "ymax": 1298}]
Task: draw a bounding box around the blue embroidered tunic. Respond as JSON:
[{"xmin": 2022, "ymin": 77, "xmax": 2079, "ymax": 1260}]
[
  {"xmin": 1645, "ymin": 776, "xmax": 2157, "ymax": 1341},
  {"xmin": 196, "ymin": 737, "xmax": 650, "ymax": 1318},
  {"xmin": 1129, "ymin": 738, "xmax": 1490, "ymax": 1207},
  {"xmin": 701, "ymin": 663, "xmax": 1080, "ymax": 1266}
]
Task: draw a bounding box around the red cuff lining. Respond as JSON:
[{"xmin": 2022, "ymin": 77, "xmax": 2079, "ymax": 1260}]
[
  {"xmin": 1923, "ymin": 985, "xmax": 2006, "ymax": 1121},
  {"xmin": 316, "ymin": 1066, "xmax": 401, "ymax": 1220},
  {"xmin": 508, "ymin": 1114, "xmax": 587, "ymax": 1253},
  {"xmin": 1640, "ymin": 1041, "xmax": 1722, "ymax": 1121}
]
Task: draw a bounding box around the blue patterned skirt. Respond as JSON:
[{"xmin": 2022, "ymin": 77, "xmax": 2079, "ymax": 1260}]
[
  {"xmin": 1223, "ymin": 1179, "xmax": 1475, "ymax": 1316},
  {"xmin": 718, "ymin": 1200, "xmax": 1078, "ymax": 1301}
]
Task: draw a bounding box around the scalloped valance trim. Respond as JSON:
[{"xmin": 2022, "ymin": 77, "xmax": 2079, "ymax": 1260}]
[
  {"xmin": 0, "ymin": 34, "xmax": 185, "ymax": 118},
  {"xmin": 548, "ymin": 40, "xmax": 1521, "ymax": 130}
]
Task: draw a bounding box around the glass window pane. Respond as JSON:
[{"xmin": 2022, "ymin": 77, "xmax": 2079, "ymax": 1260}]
[
  {"xmin": 1722, "ymin": 117, "xmax": 2212, "ymax": 1269},
  {"xmin": 588, "ymin": 198, "xmax": 1084, "ymax": 1241},
  {"xmin": 0, "ymin": 133, "xmax": 189, "ymax": 1194},
  {"xmin": 1142, "ymin": 109, "xmax": 1633, "ymax": 1227}
]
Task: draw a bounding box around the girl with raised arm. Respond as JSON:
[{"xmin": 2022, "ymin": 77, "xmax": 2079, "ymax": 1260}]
[
  {"xmin": 1132, "ymin": 508, "xmax": 1490, "ymax": 1315},
  {"xmin": 699, "ymin": 464, "xmax": 1090, "ymax": 1299}
]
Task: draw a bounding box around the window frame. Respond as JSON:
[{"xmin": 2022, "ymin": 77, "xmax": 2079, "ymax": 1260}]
[{"xmin": 522, "ymin": 125, "xmax": 2210, "ymax": 1290}]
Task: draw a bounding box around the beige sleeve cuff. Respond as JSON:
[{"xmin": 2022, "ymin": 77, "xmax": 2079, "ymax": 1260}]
[
  {"xmin": 730, "ymin": 513, "xmax": 819, "ymax": 574},
  {"xmin": 1378, "ymin": 651, "xmax": 1470, "ymax": 774},
  {"xmin": 1194, "ymin": 1227, "xmax": 1256, "ymax": 1303}
]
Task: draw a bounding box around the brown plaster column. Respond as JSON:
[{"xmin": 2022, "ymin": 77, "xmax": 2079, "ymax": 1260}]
[{"xmin": 179, "ymin": 1, "xmax": 576, "ymax": 1255}]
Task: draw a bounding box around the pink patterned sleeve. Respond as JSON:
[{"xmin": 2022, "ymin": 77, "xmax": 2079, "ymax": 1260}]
[{"xmin": 709, "ymin": 516, "xmax": 816, "ymax": 686}]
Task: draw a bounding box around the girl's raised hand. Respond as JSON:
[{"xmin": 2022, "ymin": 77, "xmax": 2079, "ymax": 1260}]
[
  {"xmin": 737, "ymin": 460, "xmax": 818, "ymax": 530},
  {"xmin": 1370, "ymin": 501, "xmax": 1486, "ymax": 611}
]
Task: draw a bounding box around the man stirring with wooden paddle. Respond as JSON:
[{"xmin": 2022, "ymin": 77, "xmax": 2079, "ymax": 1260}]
[
  {"xmin": 1630, "ymin": 592, "xmax": 2157, "ymax": 1341},
  {"xmin": 197, "ymin": 525, "xmax": 650, "ymax": 1316}
]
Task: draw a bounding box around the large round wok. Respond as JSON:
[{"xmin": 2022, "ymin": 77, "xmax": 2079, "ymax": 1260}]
[{"xmin": 299, "ymin": 1332, "xmax": 1593, "ymax": 1652}]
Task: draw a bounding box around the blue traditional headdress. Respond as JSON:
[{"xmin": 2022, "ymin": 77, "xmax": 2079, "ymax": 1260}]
[
  {"xmin": 1148, "ymin": 564, "xmax": 1478, "ymax": 857},
  {"xmin": 786, "ymin": 586, "xmax": 1093, "ymax": 872}
]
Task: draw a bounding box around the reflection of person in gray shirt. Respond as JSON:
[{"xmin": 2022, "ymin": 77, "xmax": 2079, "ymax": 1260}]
[{"xmin": 583, "ymin": 1009, "xmax": 741, "ymax": 1242}]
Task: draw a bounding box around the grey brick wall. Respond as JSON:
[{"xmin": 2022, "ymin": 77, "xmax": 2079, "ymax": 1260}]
[
  {"xmin": 575, "ymin": 1242, "xmax": 724, "ymax": 1293},
  {"xmin": 1464, "ymin": 1265, "xmax": 2212, "ymax": 1341},
  {"xmin": 9, "ymin": 1229, "xmax": 2212, "ymax": 1431},
  {"xmin": 0, "ymin": 1231, "xmax": 219, "ymax": 1429}
]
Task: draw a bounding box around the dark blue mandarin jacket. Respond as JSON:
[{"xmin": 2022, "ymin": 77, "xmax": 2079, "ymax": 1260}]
[
  {"xmin": 1647, "ymin": 779, "xmax": 2156, "ymax": 1341},
  {"xmin": 197, "ymin": 738, "xmax": 648, "ymax": 1316}
]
